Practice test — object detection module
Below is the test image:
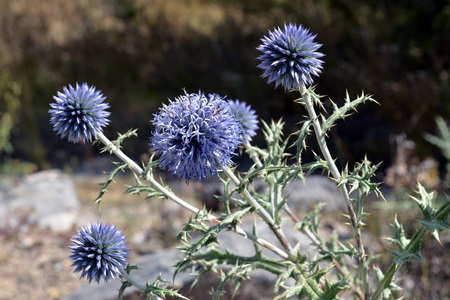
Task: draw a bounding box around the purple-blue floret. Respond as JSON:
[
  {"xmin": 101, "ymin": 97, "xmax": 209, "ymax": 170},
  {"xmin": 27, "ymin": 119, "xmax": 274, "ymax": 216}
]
[
  {"xmin": 69, "ymin": 222, "xmax": 130, "ymax": 284},
  {"xmin": 150, "ymin": 91, "xmax": 242, "ymax": 183},
  {"xmin": 257, "ymin": 23, "xmax": 324, "ymax": 90},
  {"xmin": 50, "ymin": 83, "xmax": 110, "ymax": 143}
]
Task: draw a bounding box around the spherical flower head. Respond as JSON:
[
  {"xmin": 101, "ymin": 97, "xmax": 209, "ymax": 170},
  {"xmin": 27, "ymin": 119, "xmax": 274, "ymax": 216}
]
[
  {"xmin": 49, "ymin": 83, "xmax": 110, "ymax": 143},
  {"xmin": 150, "ymin": 91, "xmax": 242, "ymax": 183},
  {"xmin": 256, "ymin": 23, "xmax": 324, "ymax": 90},
  {"xmin": 69, "ymin": 222, "xmax": 130, "ymax": 284},
  {"xmin": 227, "ymin": 100, "xmax": 258, "ymax": 143}
]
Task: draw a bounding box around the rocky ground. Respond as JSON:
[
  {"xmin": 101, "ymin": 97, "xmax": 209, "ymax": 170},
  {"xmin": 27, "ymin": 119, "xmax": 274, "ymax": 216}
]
[{"xmin": 0, "ymin": 169, "xmax": 448, "ymax": 300}]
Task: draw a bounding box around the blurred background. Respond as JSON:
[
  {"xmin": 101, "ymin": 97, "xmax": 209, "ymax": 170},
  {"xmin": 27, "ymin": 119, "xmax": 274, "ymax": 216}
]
[
  {"xmin": 0, "ymin": 0, "xmax": 449, "ymax": 177},
  {"xmin": 0, "ymin": 1, "xmax": 449, "ymax": 299}
]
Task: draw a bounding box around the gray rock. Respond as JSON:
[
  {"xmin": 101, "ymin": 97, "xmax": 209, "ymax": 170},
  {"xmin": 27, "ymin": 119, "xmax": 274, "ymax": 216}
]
[
  {"xmin": 285, "ymin": 175, "xmax": 345, "ymax": 213},
  {"xmin": 0, "ymin": 169, "xmax": 80, "ymax": 232}
]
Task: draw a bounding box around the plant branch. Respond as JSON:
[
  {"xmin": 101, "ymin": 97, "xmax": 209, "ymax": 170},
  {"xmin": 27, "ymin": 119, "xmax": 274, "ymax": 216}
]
[
  {"xmin": 95, "ymin": 131, "xmax": 289, "ymax": 260},
  {"xmin": 119, "ymin": 267, "xmax": 147, "ymax": 292},
  {"xmin": 371, "ymin": 228, "xmax": 426, "ymax": 300},
  {"xmin": 298, "ymin": 84, "xmax": 369, "ymax": 299},
  {"xmin": 222, "ymin": 165, "xmax": 293, "ymax": 254}
]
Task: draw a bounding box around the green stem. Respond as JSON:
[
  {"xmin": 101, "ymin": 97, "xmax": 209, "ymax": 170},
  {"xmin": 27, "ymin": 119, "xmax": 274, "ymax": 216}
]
[
  {"xmin": 294, "ymin": 266, "xmax": 322, "ymax": 299},
  {"xmin": 119, "ymin": 267, "xmax": 147, "ymax": 292},
  {"xmin": 95, "ymin": 131, "xmax": 289, "ymax": 260},
  {"xmin": 222, "ymin": 165, "xmax": 293, "ymax": 253},
  {"xmin": 298, "ymin": 84, "xmax": 369, "ymax": 299},
  {"xmin": 243, "ymin": 142, "xmax": 264, "ymax": 169},
  {"xmin": 370, "ymin": 263, "xmax": 397, "ymax": 300},
  {"xmin": 244, "ymin": 143, "xmax": 303, "ymax": 241},
  {"xmin": 96, "ymin": 132, "xmax": 200, "ymax": 214},
  {"xmin": 194, "ymin": 249, "xmax": 286, "ymax": 275},
  {"xmin": 222, "ymin": 166, "xmax": 274, "ymax": 225},
  {"xmin": 302, "ymin": 226, "xmax": 364, "ymax": 300},
  {"xmin": 370, "ymin": 228, "xmax": 426, "ymax": 300},
  {"xmin": 243, "ymin": 143, "xmax": 278, "ymax": 221}
]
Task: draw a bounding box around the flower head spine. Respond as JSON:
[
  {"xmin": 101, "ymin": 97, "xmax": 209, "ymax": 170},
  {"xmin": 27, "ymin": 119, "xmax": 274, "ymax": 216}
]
[
  {"xmin": 49, "ymin": 83, "xmax": 110, "ymax": 143},
  {"xmin": 69, "ymin": 222, "xmax": 130, "ymax": 284},
  {"xmin": 227, "ymin": 100, "xmax": 258, "ymax": 143},
  {"xmin": 257, "ymin": 23, "xmax": 324, "ymax": 90},
  {"xmin": 150, "ymin": 91, "xmax": 242, "ymax": 182}
]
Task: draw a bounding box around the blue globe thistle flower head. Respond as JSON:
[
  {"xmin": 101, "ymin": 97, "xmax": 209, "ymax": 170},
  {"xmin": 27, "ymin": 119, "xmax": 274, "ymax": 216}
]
[
  {"xmin": 49, "ymin": 83, "xmax": 110, "ymax": 143},
  {"xmin": 227, "ymin": 100, "xmax": 259, "ymax": 143},
  {"xmin": 69, "ymin": 222, "xmax": 130, "ymax": 284},
  {"xmin": 150, "ymin": 91, "xmax": 242, "ymax": 183},
  {"xmin": 257, "ymin": 23, "xmax": 324, "ymax": 90}
]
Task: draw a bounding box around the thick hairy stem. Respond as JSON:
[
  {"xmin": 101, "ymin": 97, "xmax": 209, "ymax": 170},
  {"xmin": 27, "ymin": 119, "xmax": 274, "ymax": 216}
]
[
  {"xmin": 243, "ymin": 142, "xmax": 263, "ymax": 169},
  {"xmin": 119, "ymin": 267, "xmax": 147, "ymax": 292},
  {"xmin": 222, "ymin": 166, "xmax": 293, "ymax": 253},
  {"xmin": 120, "ymin": 268, "xmax": 164, "ymax": 300},
  {"xmin": 95, "ymin": 132, "xmax": 289, "ymax": 260},
  {"xmin": 298, "ymin": 84, "xmax": 369, "ymax": 299}
]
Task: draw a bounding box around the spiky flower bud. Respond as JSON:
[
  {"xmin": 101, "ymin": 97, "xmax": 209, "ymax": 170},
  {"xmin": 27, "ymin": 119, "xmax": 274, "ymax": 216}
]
[
  {"xmin": 49, "ymin": 83, "xmax": 110, "ymax": 143},
  {"xmin": 69, "ymin": 222, "xmax": 130, "ymax": 284},
  {"xmin": 257, "ymin": 23, "xmax": 324, "ymax": 90},
  {"xmin": 227, "ymin": 100, "xmax": 258, "ymax": 143}
]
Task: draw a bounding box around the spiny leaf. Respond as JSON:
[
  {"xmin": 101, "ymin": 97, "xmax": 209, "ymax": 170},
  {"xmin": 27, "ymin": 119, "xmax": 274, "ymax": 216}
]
[
  {"xmin": 125, "ymin": 175, "xmax": 165, "ymax": 199},
  {"xmin": 294, "ymin": 202, "xmax": 326, "ymax": 235},
  {"xmin": 321, "ymin": 91, "xmax": 376, "ymax": 134},
  {"xmin": 424, "ymin": 116, "xmax": 450, "ymax": 175},
  {"xmin": 274, "ymin": 278, "xmax": 306, "ymax": 299},
  {"xmin": 113, "ymin": 128, "xmax": 138, "ymax": 149},
  {"xmin": 386, "ymin": 216, "xmax": 424, "ymax": 264},
  {"xmin": 373, "ymin": 266, "xmax": 402, "ymax": 300},
  {"xmin": 311, "ymin": 264, "xmax": 334, "ymax": 282},
  {"xmin": 385, "ymin": 215, "xmax": 410, "ymax": 250},
  {"xmin": 95, "ymin": 162, "xmax": 127, "ymax": 206},
  {"xmin": 244, "ymin": 143, "xmax": 269, "ymax": 162},
  {"xmin": 211, "ymin": 263, "xmax": 253, "ymax": 300},
  {"xmin": 143, "ymin": 154, "xmax": 160, "ymax": 175},
  {"xmin": 339, "ymin": 156, "xmax": 384, "ymax": 200},
  {"xmin": 424, "ymin": 116, "xmax": 450, "ymax": 159},
  {"xmin": 431, "ymin": 198, "xmax": 450, "ymax": 242},
  {"xmin": 100, "ymin": 128, "xmax": 138, "ymax": 154},
  {"xmin": 218, "ymin": 206, "xmax": 252, "ymax": 228},
  {"xmin": 290, "ymin": 119, "xmax": 312, "ymax": 166},
  {"xmin": 118, "ymin": 279, "xmax": 133, "ymax": 300},
  {"xmin": 273, "ymin": 264, "xmax": 296, "ymax": 294},
  {"xmin": 410, "ymin": 183, "xmax": 435, "ymax": 220},
  {"xmin": 174, "ymin": 207, "xmax": 252, "ymax": 279},
  {"xmin": 410, "ymin": 184, "xmax": 450, "ymax": 243},
  {"xmin": 261, "ymin": 119, "xmax": 291, "ymax": 167},
  {"xmin": 294, "ymin": 85, "xmax": 326, "ymax": 110},
  {"xmin": 118, "ymin": 265, "xmax": 140, "ymax": 300},
  {"xmin": 273, "ymin": 264, "xmax": 304, "ymax": 299},
  {"xmin": 319, "ymin": 276, "xmax": 349, "ymax": 299},
  {"xmin": 144, "ymin": 274, "xmax": 188, "ymax": 300},
  {"xmin": 302, "ymin": 151, "xmax": 329, "ymax": 175}
]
